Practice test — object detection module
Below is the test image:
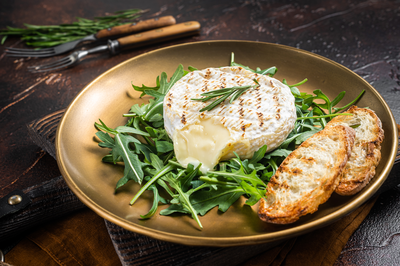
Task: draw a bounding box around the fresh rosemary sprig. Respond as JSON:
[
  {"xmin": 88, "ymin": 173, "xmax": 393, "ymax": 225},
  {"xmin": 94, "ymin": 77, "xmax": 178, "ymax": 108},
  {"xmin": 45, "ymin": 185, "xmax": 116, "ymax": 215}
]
[
  {"xmin": 296, "ymin": 113, "xmax": 353, "ymax": 120},
  {"xmin": 0, "ymin": 9, "xmax": 147, "ymax": 47},
  {"xmin": 191, "ymin": 83, "xmax": 257, "ymax": 112}
]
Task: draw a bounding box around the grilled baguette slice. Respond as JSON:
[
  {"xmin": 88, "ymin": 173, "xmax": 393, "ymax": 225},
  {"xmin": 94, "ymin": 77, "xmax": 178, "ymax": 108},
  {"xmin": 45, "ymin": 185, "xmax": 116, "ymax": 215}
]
[
  {"xmin": 258, "ymin": 125, "xmax": 355, "ymax": 224},
  {"xmin": 327, "ymin": 106, "xmax": 384, "ymax": 196}
]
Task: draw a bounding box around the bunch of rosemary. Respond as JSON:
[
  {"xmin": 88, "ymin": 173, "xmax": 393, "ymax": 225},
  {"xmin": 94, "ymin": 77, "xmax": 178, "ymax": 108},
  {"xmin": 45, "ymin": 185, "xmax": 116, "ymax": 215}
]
[{"xmin": 0, "ymin": 8, "xmax": 147, "ymax": 47}]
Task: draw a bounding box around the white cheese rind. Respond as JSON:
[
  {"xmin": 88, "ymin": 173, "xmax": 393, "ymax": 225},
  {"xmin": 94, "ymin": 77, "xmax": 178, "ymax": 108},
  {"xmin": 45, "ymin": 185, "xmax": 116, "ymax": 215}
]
[{"xmin": 163, "ymin": 66, "xmax": 296, "ymax": 171}]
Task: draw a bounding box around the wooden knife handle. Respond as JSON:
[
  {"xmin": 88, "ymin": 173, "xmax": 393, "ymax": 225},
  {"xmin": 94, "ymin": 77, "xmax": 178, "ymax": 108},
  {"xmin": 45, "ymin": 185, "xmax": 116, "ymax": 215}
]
[
  {"xmin": 116, "ymin": 21, "xmax": 201, "ymax": 48},
  {"xmin": 95, "ymin": 16, "xmax": 176, "ymax": 39}
]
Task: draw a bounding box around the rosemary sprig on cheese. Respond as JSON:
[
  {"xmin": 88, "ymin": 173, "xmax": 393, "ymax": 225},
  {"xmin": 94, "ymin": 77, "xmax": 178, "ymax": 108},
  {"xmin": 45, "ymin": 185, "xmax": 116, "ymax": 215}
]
[{"xmin": 191, "ymin": 84, "xmax": 257, "ymax": 112}]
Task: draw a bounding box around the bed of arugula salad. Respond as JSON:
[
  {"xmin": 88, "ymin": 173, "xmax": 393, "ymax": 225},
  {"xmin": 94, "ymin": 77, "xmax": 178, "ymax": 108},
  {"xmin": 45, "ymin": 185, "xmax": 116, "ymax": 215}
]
[{"xmin": 94, "ymin": 53, "xmax": 364, "ymax": 229}]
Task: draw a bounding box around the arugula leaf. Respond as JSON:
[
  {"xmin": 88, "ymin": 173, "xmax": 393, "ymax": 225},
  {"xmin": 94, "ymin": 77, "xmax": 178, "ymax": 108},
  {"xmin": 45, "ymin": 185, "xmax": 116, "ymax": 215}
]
[
  {"xmin": 160, "ymin": 173, "xmax": 203, "ymax": 229},
  {"xmin": 155, "ymin": 140, "xmax": 174, "ymax": 153},
  {"xmin": 230, "ymin": 52, "xmax": 277, "ymax": 77},
  {"xmin": 114, "ymin": 134, "xmax": 147, "ymax": 189},
  {"xmin": 139, "ymin": 184, "xmax": 163, "ymax": 219},
  {"xmin": 208, "ymin": 157, "xmax": 266, "ymax": 206},
  {"xmin": 101, "ymin": 154, "xmax": 115, "ymax": 163},
  {"xmin": 256, "ymin": 66, "xmax": 277, "ymax": 76},
  {"xmin": 143, "ymin": 89, "xmax": 165, "ymax": 99},
  {"xmin": 249, "ymin": 145, "xmax": 267, "ymax": 164},
  {"xmin": 145, "ymin": 127, "xmax": 158, "ymax": 138},
  {"xmin": 96, "ymin": 128, "xmax": 148, "ymax": 189},
  {"xmin": 115, "ymin": 126, "xmax": 150, "ymax": 137},
  {"xmin": 180, "ymin": 163, "xmax": 201, "ymax": 192},
  {"xmin": 95, "ymin": 131, "xmax": 114, "ymax": 149},
  {"xmin": 265, "ymin": 148, "xmax": 292, "ymax": 159},
  {"xmin": 132, "ymin": 76, "xmax": 160, "ymax": 97},
  {"xmin": 190, "ymin": 185, "xmax": 244, "ymax": 215},
  {"xmin": 334, "ymin": 90, "xmax": 365, "ymax": 113},
  {"xmin": 129, "ymin": 103, "xmax": 146, "ymax": 116},
  {"xmin": 134, "ymin": 143, "xmax": 156, "ymax": 162},
  {"xmin": 143, "ymin": 98, "xmax": 164, "ymax": 121},
  {"xmin": 130, "ymin": 162, "xmax": 176, "ymax": 205},
  {"xmin": 158, "ymin": 64, "xmax": 184, "ymax": 95},
  {"xmin": 95, "ymin": 119, "xmax": 118, "ymax": 135},
  {"xmin": 330, "ymin": 91, "xmax": 346, "ymax": 108},
  {"xmin": 160, "ymin": 203, "xmax": 190, "ymax": 215},
  {"xmin": 294, "ymin": 129, "xmax": 321, "ymax": 144}
]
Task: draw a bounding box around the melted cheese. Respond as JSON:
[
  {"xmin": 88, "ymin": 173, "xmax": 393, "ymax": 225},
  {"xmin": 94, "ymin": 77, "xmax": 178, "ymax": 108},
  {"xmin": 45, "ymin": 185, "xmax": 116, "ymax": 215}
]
[{"xmin": 174, "ymin": 118, "xmax": 231, "ymax": 173}]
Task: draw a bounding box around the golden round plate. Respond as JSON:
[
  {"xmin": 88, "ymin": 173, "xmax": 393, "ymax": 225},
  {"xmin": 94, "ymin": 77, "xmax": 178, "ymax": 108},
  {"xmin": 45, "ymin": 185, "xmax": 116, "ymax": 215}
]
[{"xmin": 56, "ymin": 40, "xmax": 398, "ymax": 247}]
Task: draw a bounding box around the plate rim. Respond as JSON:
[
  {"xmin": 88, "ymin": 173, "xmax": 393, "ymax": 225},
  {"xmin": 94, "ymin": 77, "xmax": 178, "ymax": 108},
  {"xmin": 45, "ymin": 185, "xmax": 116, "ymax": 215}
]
[{"xmin": 56, "ymin": 40, "xmax": 398, "ymax": 247}]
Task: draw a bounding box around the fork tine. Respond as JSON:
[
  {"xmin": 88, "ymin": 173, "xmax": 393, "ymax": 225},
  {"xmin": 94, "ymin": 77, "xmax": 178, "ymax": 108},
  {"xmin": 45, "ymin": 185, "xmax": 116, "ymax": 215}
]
[
  {"xmin": 30, "ymin": 61, "xmax": 75, "ymax": 73},
  {"xmin": 29, "ymin": 56, "xmax": 70, "ymax": 69},
  {"xmin": 29, "ymin": 60, "xmax": 74, "ymax": 73},
  {"xmin": 6, "ymin": 47, "xmax": 54, "ymax": 52},
  {"xmin": 6, "ymin": 52, "xmax": 56, "ymax": 57},
  {"xmin": 29, "ymin": 56, "xmax": 74, "ymax": 73},
  {"xmin": 5, "ymin": 47, "xmax": 56, "ymax": 57},
  {"xmin": 29, "ymin": 57, "xmax": 71, "ymax": 70}
]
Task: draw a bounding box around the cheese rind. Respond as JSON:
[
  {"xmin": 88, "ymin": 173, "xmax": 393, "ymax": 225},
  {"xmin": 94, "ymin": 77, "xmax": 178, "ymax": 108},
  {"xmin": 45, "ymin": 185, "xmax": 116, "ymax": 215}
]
[{"xmin": 164, "ymin": 66, "xmax": 296, "ymax": 172}]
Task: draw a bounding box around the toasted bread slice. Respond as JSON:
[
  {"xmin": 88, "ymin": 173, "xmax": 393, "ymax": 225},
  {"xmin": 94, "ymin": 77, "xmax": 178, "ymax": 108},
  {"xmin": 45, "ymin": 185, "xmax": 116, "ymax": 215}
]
[
  {"xmin": 258, "ymin": 125, "xmax": 355, "ymax": 224},
  {"xmin": 326, "ymin": 106, "xmax": 384, "ymax": 195}
]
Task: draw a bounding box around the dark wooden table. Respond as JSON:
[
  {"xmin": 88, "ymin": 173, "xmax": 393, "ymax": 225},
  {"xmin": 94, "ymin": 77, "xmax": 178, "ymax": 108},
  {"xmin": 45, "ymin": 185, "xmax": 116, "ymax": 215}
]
[{"xmin": 1, "ymin": 0, "xmax": 399, "ymax": 265}]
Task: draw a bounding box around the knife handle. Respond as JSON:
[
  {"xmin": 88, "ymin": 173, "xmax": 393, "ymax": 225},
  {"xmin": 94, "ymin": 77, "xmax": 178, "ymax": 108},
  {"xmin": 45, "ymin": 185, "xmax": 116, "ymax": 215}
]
[
  {"xmin": 116, "ymin": 21, "xmax": 201, "ymax": 48},
  {"xmin": 95, "ymin": 16, "xmax": 176, "ymax": 39}
]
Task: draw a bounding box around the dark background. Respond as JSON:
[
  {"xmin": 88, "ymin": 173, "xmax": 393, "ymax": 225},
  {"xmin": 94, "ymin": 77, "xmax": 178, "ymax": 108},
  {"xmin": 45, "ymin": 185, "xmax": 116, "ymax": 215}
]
[{"xmin": 1, "ymin": 0, "xmax": 399, "ymax": 264}]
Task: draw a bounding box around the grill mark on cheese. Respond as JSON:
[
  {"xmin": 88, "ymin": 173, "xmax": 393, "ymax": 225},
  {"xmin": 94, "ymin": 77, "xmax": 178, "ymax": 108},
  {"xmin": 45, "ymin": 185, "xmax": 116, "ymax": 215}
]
[
  {"xmin": 204, "ymin": 69, "xmax": 211, "ymax": 79},
  {"xmin": 217, "ymin": 105, "xmax": 227, "ymax": 115},
  {"xmin": 270, "ymin": 80, "xmax": 275, "ymax": 87},
  {"xmin": 238, "ymin": 107, "xmax": 245, "ymax": 118},
  {"xmin": 181, "ymin": 114, "xmax": 187, "ymax": 125},
  {"xmin": 241, "ymin": 123, "xmax": 252, "ymax": 132},
  {"xmin": 257, "ymin": 112, "xmax": 264, "ymax": 127}
]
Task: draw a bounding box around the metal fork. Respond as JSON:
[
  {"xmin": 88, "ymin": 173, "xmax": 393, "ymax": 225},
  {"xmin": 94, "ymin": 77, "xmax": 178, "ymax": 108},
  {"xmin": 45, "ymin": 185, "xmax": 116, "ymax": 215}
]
[
  {"xmin": 6, "ymin": 35, "xmax": 97, "ymax": 58},
  {"xmin": 5, "ymin": 16, "xmax": 176, "ymax": 58},
  {"xmin": 28, "ymin": 21, "xmax": 201, "ymax": 73},
  {"xmin": 28, "ymin": 40, "xmax": 118, "ymax": 72}
]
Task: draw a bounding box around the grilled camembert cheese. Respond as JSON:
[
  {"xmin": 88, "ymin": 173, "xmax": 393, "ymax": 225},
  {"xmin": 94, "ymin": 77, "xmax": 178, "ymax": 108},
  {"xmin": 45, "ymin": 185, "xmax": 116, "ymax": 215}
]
[{"xmin": 163, "ymin": 66, "xmax": 296, "ymax": 173}]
